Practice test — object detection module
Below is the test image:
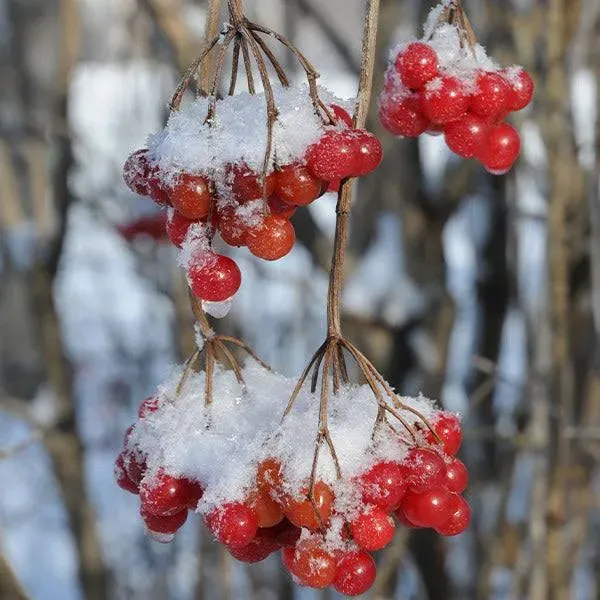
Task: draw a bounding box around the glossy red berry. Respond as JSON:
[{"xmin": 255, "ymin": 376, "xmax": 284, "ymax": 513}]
[
  {"xmin": 218, "ymin": 207, "xmax": 249, "ymax": 247},
  {"xmin": 141, "ymin": 506, "xmax": 188, "ymax": 534},
  {"xmin": 330, "ymin": 103, "xmax": 353, "ymax": 127},
  {"xmin": 444, "ymin": 114, "xmax": 489, "ymax": 158},
  {"xmin": 306, "ymin": 130, "xmax": 358, "ymax": 181},
  {"xmin": 122, "ymin": 449, "xmax": 147, "ymax": 485},
  {"xmin": 435, "ymin": 494, "xmax": 471, "ymax": 536},
  {"xmin": 137, "ymin": 396, "xmax": 161, "ymax": 419},
  {"xmin": 187, "ymin": 252, "xmax": 242, "ymax": 302},
  {"xmin": 470, "ymin": 71, "xmax": 510, "ymax": 119},
  {"xmin": 404, "ymin": 448, "xmax": 446, "ymax": 493},
  {"xmin": 281, "ymin": 481, "xmax": 334, "ymax": 530},
  {"xmin": 395, "ymin": 42, "xmax": 439, "ymax": 90},
  {"xmin": 281, "ymin": 546, "xmax": 296, "ymax": 572},
  {"xmin": 379, "ymin": 94, "xmax": 430, "ymax": 138},
  {"xmin": 350, "ymin": 506, "xmax": 396, "ymax": 551},
  {"xmin": 401, "ymin": 488, "xmax": 453, "ymax": 528},
  {"xmin": 422, "ymin": 76, "xmax": 469, "ymax": 124},
  {"xmin": 246, "ymin": 215, "xmax": 295, "ymax": 261},
  {"xmin": 169, "ymin": 174, "xmax": 213, "ymax": 220},
  {"xmin": 229, "ymin": 164, "xmax": 276, "ymax": 202},
  {"xmin": 353, "ymin": 130, "xmax": 383, "ymax": 176},
  {"xmin": 268, "ymin": 195, "xmax": 297, "ymax": 218},
  {"xmin": 360, "ymin": 461, "xmax": 408, "ymax": 511},
  {"xmin": 426, "ymin": 413, "xmax": 463, "ymax": 455},
  {"xmin": 394, "ymin": 507, "xmax": 418, "ymax": 528},
  {"xmin": 114, "ymin": 453, "xmax": 139, "ymax": 494},
  {"xmin": 140, "ymin": 471, "xmax": 200, "ymax": 516},
  {"xmin": 334, "ymin": 550, "xmax": 377, "ymax": 596},
  {"xmin": 249, "ymin": 488, "xmax": 284, "ymax": 528},
  {"xmin": 123, "ymin": 149, "xmax": 169, "ymax": 206},
  {"xmin": 274, "ymin": 164, "xmax": 325, "ymax": 206},
  {"xmin": 227, "ymin": 529, "xmax": 280, "ymax": 562},
  {"xmin": 479, "ymin": 122, "xmax": 521, "ymax": 174},
  {"xmin": 256, "ymin": 457, "xmax": 284, "ymax": 494},
  {"xmin": 503, "ymin": 67, "xmax": 534, "ymax": 111},
  {"xmin": 205, "ymin": 502, "xmax": 259, "ymax": 548},
  {"xmin": 444, "ymin": 457, "xmax": 469, "ymax": 494},
  {"xmin": 166, "ymin": 211, "xmax": 196, "ymax": 248},
  {"xmin": 263, "ymin": 519, "xmax": 301, "ymax": 547},
  {"xmin": 291, "ymin": 540, "xmax": 337, "ymax": 588}
]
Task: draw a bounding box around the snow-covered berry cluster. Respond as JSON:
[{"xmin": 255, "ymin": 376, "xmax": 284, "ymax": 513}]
[
  {"xmin": 115, "ymin": 365, "xmax": 469, "ymax": 596},
  {"xmin": 379, "ymin": 5, "xmax": 534, "ymax": 174},
  {"xmin": 122, "ymin": 87, "xmax": 382, "ymax": 306}
]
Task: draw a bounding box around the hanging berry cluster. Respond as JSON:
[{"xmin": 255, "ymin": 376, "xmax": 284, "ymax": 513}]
[
  {"xmin": 115, "ymin": 363, "xmax": 469, "ymax": 596},
  {"xmin": 379, "ymin": 0, "xmax": 534, "ymax": 174},
  {"xmin": 122, "ymin": 12, "xmax": 382, "ymax": 308}
]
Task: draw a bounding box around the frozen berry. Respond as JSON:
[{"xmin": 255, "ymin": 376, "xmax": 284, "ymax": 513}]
[
  {"xmin": 205, "ymin": 502, "xmax": 259, "ymax": 548},
  {"xmin": 503, "ymin": 67, "xmax": 534, "ymax": 111},
  {"xmin": 166, "ymin": 211, "xmax": 196, "ymax": 248},
  {"xmin": 470, "ymin": 71, "xmax": 510, "ymax": 119},
  {"xmin": 404, "ymin": 448, "xmax": 446, "ymax": 493},
  {"xmin": 435, "ymin": 494, "xmax": 471, "ymax": 536},
  {"xmin": 274, "ymin": 164, "xmax": 325, "ymax": 206},
  {"xmin": 256, "ymin": 458, "xmax": 284, "ymax": 494},
  {"xmin": 229, "ymin": 164, "xmax": 276, "ymax": 202},
  {"xmin": 114, "ymin": 453, "xmax": 139, "ymax": 494},
  {"xmin": 379, "ymin": 94, "xmax": 430, "ymax": 138},
  {"xmin": 353, "ymin": 130, "xmax": 383, "ymax": 176},
  {"xmin": 479, "ymin": 122, "xmax": 521, "ymax": 174},
  {"xmin": 268, "ymin": 195, "xmax": 297, "ymax": 218},
  {"xmin": 306, "ymin": 130, "xmax": 358, "ymax": 181},
  {"xmin": 140, "ymin": 471, "xmax": 200, "ymax": 516},
  {"xmin": 227, "ymin": 529, "xmax": 280, "ymax": 563},
  {"xmin": 334, "ymin": 550, "xmax": 377, "ymax": 596},
  {"xmin": 169, "ymin": 174, "xmax": 213, "ymax": 220},
  {"xmin": 350, "ymin": 506, "xmax": 395, "ymax": 551},
  {"xmin": 218, "ymin": 207, "xmax": 249, "ymax": 247},
  {"xmin": 401, "ymin": 488, "xmax": 453, "ymax": 528},
  {"xmin": 123, "ymin": 149, "xmax": 169, "ymax": 206},
  {"xmin": 281, "ymin": 481, "xmax": 334, "ymax": 530},
  {"xmin": 291, "ymin": 539, "xmax": 337, "ymax": 588},
  {"xmin": 330, "ymin": 103, "xmax": 353, "ymax": 127},
  {"xmin": 444, "ymin": 115, "xmax": 489, "ymax": 158},
  {"xmin": 187, "ymin": 251, "xmax": 241, "ymax": 302},
  {"xmin": 247, "ymin": 215, "xmax": 295, "ymax": 261},
  {"xmin": 426, "ymin": 413, "xmax": 462, "ymax": 455},
  {"xmin": 249, "ymin": 488, "xmax": 284, "ymax": 528},
  {"xmin": 141, "ymin": 506, "xmax": 188, "ymax": 534},
  {"xmin": 422, "ymin": 76, "xmax": 469, "ymax": 124},
  {"xmin": 137, "ymin": 396, "xmax": 161, "ymax": 419},
  {"xmin": 360, "ymin": 461, "xmax": 408, "ymax": 511},
  {"xmin": 395, "ymin": 42, "xmax": 439, "ymax": 89},
  {"xmin": 444, "ymin": 457, "xmax": 468, "ymax": 494},
  {"xmin": 122, "ymin": 449, "xmax": 147, "ymax": 485}
]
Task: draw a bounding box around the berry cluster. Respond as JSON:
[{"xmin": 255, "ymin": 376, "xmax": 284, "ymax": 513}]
[
  {"xmin": 379, "ymin": 23, "xmax": 534, "ymax": 174},
  {"xmin": 115, "ymin": 367, "xmax": 469, "ymax": 597},
  {"xmin": 122, "ymin": 92, "xmax": 381, "ymax": 305}
]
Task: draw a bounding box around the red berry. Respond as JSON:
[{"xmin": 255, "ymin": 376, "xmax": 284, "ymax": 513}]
[
  {"xmin": 281, "ymin": 546, "xmax": 296, "ymax": 572},
  {"xmin": 290, "ymin": 539, "xmax": 337, "ymax": 588},
  {"xmin": 123, "ymin": 149, "xmax": 169, "ymax": 206},
  {"xmin": 268, "ymin": 195, "xmax": 297, "ymax": 218},
  {"xmin": 330, "ymin": 103, "xmax": 353, "ymax": 127},
  {"xmin": 334, "ymin": 550, "xmax": 377, "ymax": 596},
  {"xmin": 503, "ymin": 67, "xmax": 534, "ymax": 111},
  {"xmin": 141, "ymin": 506, "xmax": 188, "ymax": 534},
  {"xmin": 306, "ymin": 130, "xmax": 357, "ymax": 181},
  {"xmin": 281, "ymin": 481, "xmax": 334, "ymax": 530},
  {"xmin": 422, "ymin": 76, "xmax": 469, "ymax": 124},
  {"xmin": 247, "ymin": 215, "xmax": 295, "ymax": 261},
  {"xmin": 444, "ymin": 457, "xmax": 469, "ymax": 494},
  {"xmin": 218, "ymin": 207, "xmax": 249, "ymax": 247},
  {"xmin": 353, "ymin": 129, "xmax": 383, "ymax": 176},
  {"xmin": 395, "ymin": 42, "xmax": 439, "ymax": 90},
  {"xmin": 470, "ymin": 71, "xmax": 510, "ymax": 119},
  {"xmin": 401, "ymin": 488, "xmax": 453, "ymax": 528},
  {"xmin": 227, "ymin": 529, "xmax": 280, "ymax": 562},
  {"xmin": 360, "ymin": 461, "xmax": 408, "ymax": 511},
  {"xmin": 228, "ymin": 164, "xmax": 276, "ymax": 202},
  {"xmin": 166, "ymin": 211, "xmax": 196, "ymax": 248},
  {"xmin": 114, "ymin": 453, "xmax": 139, "ymax": 494},
  {"xmin": 444, "ymin": 114, "xmax": 489, "ymax": 158},
  {"xmin": 187, "ymin": 251, "xmax": 241, "ymax": 302},
  {"xmin": 379, "ymin": 94, "xmax": 430, "ymax": 138},
  {"xmin": 256, "ymin": 458, "xmax": 284, "ymax": 494},
  {"xmin": 435, "ymin": 494, "xmax": 471, "ymax": 536},
  {"xmin": 262, "ymin": 518, "xmax": 301, "ymax": 547},
  {"xmin": 394, "ymin": 507, "xmax": 418, "ymax": 528},
  {"xmin": 404, "ymin": 448, "xmax": 446, "ymax": 493},
  {"xmin": 350, "ymin": 506, "xmax": 396, "ymax": 551},
  {"xmin": 169, "ymin": 174, "xmax": 213, "ymax": 220},
  {"xmin": 426, "ymin": 413, "xmax": 463, "ymax": 455},
  {"xmin": 137, "ymin": 396, "xmax": 161, "ymax": 419},
  {"xmin": 122, "ymin": 449, "xmax": 147, "ymax": 485},
  {"xmin": 249, "ymin": 488, "xmax": 284, "ymax": 528},
  {"xmin": 205, "ymin": 502, "xmax": 259, "ymax": 548},
  {"xmin": 273, "ymin": 164, "xmax": 325, "ymax": 206},
  {"xmin": 327, "ymin": 180, "xmax": 341, "ymax": 193},
  {"xmin": 479, "ymin": 122, "xmax": 521, "ymax": 174},
  {"xmin": 140, "ymin": 471, "xmax": 200, "ymax": 516}
]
